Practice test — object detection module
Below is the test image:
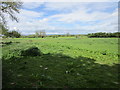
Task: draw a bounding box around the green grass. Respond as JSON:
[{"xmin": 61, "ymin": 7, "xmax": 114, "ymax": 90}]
[{"xmin": 2, "ymin": 37, "xmax": 119, "ymax": 88}]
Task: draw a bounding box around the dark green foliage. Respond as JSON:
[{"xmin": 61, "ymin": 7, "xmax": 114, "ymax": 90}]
[
  {"xmin": 88, "ymin": 32, "xmax": 120, "ymax": 38},
  {"xmin": 0, "ymin": 24, "xmax": 9, "ymax": 35},
  {"xmin": 21, "ymin": 47, "xmax": 42, "ymax": 56},
  {"xmin": 1, "ymin": 29, "xmax": 21, "ymax": 38},
  {"xmin": 7, "ymin": 30, "xmax": 21, "ymax": 38},
  {"xmin": 53, "ymin": 35, "xmax": 58, "ymax": 38}
]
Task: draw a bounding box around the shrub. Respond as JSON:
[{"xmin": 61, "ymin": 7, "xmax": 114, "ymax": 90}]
[{"xmin": 21, "ymin": 47, "xmax": 42, "ymax": 56}]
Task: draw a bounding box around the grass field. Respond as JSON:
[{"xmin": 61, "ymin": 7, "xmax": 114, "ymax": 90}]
[{"xmin": 1, "ymin": 37, "xmax": 120, "ymax": 88}]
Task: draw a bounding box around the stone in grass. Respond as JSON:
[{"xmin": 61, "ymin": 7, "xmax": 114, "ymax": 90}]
[
  {"xmin": 102, "ymin": 53, "xmax": 107, "ymax": 55},
  {"xmin": 21, "ymin": 47, "xmax": 42, "ymax": 56},
  {"xmin": 101, "ymin": 51, "xmax": 107, "ymax": 55}
]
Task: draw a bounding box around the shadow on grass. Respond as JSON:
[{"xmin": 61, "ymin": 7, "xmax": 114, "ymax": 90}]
[
  {"xmin": 2, "ymin": 53, "xmax": 120, "ymax": 88},
  {"xmin": 1, "ymin": 41, "xmax": 20, "ymax": 47}
]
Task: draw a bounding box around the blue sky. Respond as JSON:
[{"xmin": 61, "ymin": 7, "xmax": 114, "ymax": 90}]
[{"xmin": 7, "ymin": 1, "xmax": 118, "ymax": 35}]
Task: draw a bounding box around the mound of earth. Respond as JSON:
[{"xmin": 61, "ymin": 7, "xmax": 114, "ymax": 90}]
[{"xmin": 21, "ymin": 47, "xmax": 42, "ymax": 56}]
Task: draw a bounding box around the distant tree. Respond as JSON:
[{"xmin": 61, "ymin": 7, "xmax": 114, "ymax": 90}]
[
  {"xmin": 52, "ymin": 35, "xmax": 58, "ymax": 38},
  {"xmin": 35, "ymin": 30, "xmax": 46, "ymax": 38},
  {"xmin": 26, "ymin": 34, "xmax": 36, "ymax": 38},
  {"xmin": 114, "ymin": 32, "xmax": 120, "ymax": 38},
  {"xmin": 76, "ymin": 35, "xmax": 80, "ymax": 38},
  {"xmin": 35, "ymin": 31, "xmax": 39, "ymax": 38},
  {"xmin": 7, "ymin": 30, "xmax": 21, "ymax": 38},
  {"xmin": 66, "ymin": 32, "xmax": 70, "ymax": 37}
]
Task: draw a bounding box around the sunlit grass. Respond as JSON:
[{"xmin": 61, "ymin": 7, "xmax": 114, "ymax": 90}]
[{"xmin": 2, "ymin": 37, "xmax": 119, "ymax": 88}]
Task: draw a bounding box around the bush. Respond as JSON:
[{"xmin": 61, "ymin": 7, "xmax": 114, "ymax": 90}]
[
  {"xmin": 87, "ymin": 32, "xmax": 120, "ymax": 38},
  {"xmin": 21, "ymin": 47, "xmax": 42, "ymax": 56}
]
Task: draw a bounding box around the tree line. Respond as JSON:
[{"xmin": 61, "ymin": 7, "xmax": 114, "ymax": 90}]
[
  {"xmin": 87, "ymin": 32, "xmax": 120, "ymax": 38},
  {"xmin": 20, "ymin": 33, "xmax": 81, "ymax": 38},
  {"xmin": 1, "ymin": 26, "xmax": 21, "ymax": 38},
  {"xmin": 1, "ymin": 30, "xmax": 120, "ymax": 38}
]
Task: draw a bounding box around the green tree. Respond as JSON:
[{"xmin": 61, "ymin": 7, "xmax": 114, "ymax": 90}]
[
  {"xmin": 35, "ymin": 30, "xmax": 46, "ymax": 38},
  {"xmin": 66, "ymin": 32, "xmax": 70, "ymax": 37},
  {"xmin": 0, "ymin": 24, "xmax": 8, "ymax": 35},
  {"xmin": 7, "ymin": 30, "xmax": 21, "ymax": 38},
  {"xmin": 0, "ymin": 1, "xmax": 22, "ymax": 36}
]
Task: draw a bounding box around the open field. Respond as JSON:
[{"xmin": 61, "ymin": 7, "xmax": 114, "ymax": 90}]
[{"xmin": 2, "ymin": 37, "xmax": 120, "ymax": 88}]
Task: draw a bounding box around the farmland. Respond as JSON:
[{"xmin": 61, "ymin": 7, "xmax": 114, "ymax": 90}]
[{"xmin": 1, "ymin": 37, "xmax": 119, "ymax": 88}]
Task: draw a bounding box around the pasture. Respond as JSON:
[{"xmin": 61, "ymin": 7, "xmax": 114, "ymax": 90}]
[{"xmin": 1, "ymin": 37, "xmax": 119, "ymax": 88}]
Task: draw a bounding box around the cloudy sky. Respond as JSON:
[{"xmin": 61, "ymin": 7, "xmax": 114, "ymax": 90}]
[{"xmin": 7, "ymin": 1, "xmax": 118, "ymax": 35}]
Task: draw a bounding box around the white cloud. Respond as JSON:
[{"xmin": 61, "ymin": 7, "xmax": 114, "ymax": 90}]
[
  {"xmin": 48, "ymin": 8, "xmax": 116, "ymax": 23},
  {"xmin": 8, "ymin": 17, "xmax": 56, "ymax": 35},
  {"xmin": 43, "ymin": 2, "xmax": 118, "ymax": 23},
  {"xmin": 86, "ymin": 2, "xmax": 118, "ymax": 11},
  {"xmin": 74, "ymin": 10, "xmax": 118, "ymax": 33},
  {"xmin": 44, "ymin": 2, "xmax": 117, "ymax": 12},
  {"xmin": 20, "ymin": 0, "xmax": 119, "ymax": 2},
  {"xmin": 19, "ymin": 9, "xmax": 44, "ymax": 20},
  {"xmin": 6, "ymin": 2, "xmax": 118, "ymax": 35},
  {"xmin": 7, "ymin": 9, "xmax": 46, "ymax": 33},
  {"xmin": 44, "ymin": 2, "xmax": 84, "ymax": 11},
  {"xmin": 23, "ymin": 2, "xmax": 44, "ymax": 9},
  {"xmin": 47, "ymin": 7, "xmax": 118, "ymax": 33},
  {"xmin": 5, "ymin": 8, "xmax": 44, "ymax": 23}
]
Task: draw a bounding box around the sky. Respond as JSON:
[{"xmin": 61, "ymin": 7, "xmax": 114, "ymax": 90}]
[{"xmin": 7, "ymin": 0, "xmax": 119, "ymax": 35}]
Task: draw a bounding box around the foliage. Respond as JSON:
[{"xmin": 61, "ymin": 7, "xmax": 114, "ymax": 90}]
[
  {"xmin": 7, "ymin": 30, "xmax": 21, "ymax": 38},
  {"xmin": 21, "ymin": 34, "xmax": 83, "ymax": 38},
  {"xmin": 88, "ymin": 32, "xmax": 120, "ymax": 38},
  {"xmin": 0, "ymin": 1, "xmax": 22, "ymax": 37},
  {"xmin": 0, "ymin": 24, "xmax": 9, "ymax": 35},
  {"xmin": 0, "ymin": 1, "xmax": 22, "ymax": 26},
  {"xmin": 35, "ymin": 30, "xmax": 46, "ymax": 38}
]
